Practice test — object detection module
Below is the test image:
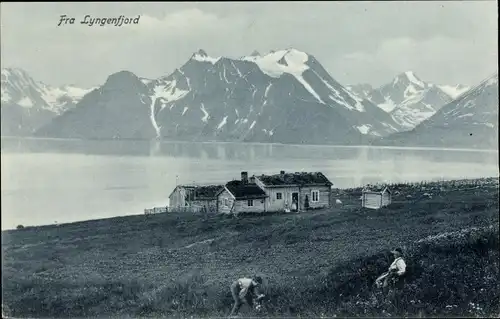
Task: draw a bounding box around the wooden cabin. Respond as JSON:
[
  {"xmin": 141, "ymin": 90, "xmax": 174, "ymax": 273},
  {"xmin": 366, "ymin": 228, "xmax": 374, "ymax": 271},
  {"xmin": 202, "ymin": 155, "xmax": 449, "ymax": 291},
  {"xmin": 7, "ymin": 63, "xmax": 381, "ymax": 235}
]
[
  {"xmin": 361, "ymin": 185, "xmax": 392, "ymax": 209},
  {"xmin": 216, "ymin": 172, "xmax": 267, "ymax": 214},
  {"xmin": 168, "ymin": 184, "xmax": 224, "ymax": 213}
]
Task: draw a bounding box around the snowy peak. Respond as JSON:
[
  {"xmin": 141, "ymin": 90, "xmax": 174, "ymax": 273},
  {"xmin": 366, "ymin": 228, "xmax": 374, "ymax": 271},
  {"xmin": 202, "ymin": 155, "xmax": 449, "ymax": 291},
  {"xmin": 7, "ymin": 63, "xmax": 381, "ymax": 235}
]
[
  {"xmin": 191, "ymin": 49, "xmax": 220, "ymax": 64},
  {"xmin": 187, "ymin": 48, "xmax": 314, "ymax": 78},
  {"xmin": 393, "ymin": 71, "xmax": 426, "ymax": 88},
  {"xmin": 250, "ymin": 50, "xmax": 261, "ymax": 57},
  {"xmin": 366, "ymin": 71, "xmax": 455, "ymax": 129},
  {"xmin": 195, "ymin": 49, "xmax": 208, "ymax": 57},
  {"xmin": 1, "ymin": 67, "xmax": 95, "ymax": 136},
  {"xmin": 241, "ymin": 48, "xmax": 310, "ymax": 78},
  {"xmin": 388, "ymin": 72, "xmax": 499, "ymax": 149},
  {"xmin": 1, "ymin": 67, "xmax": 94, "ymax": 114}
]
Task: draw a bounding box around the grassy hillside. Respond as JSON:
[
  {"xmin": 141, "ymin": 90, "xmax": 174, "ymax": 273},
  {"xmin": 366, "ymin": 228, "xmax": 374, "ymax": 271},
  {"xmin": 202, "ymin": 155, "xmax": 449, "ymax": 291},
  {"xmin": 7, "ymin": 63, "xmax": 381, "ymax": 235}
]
[{"xmin": 2, "ymin": 178, "xmax": 499, "ymax": 318}]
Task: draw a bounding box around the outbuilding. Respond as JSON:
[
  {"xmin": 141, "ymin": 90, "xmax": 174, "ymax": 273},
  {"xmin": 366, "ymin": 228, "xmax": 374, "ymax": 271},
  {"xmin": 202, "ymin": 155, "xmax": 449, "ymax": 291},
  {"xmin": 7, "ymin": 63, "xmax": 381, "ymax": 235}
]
[{"xmin": 361, "ymin": 185, "xmax": 392, "ymax": 209}]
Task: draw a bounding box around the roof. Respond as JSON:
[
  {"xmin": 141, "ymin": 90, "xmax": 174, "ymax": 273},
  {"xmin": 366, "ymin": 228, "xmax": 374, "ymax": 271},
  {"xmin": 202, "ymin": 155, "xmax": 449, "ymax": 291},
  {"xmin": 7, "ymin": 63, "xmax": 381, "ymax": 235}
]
[
  {"xmin": 169, "ymin": 184, "xmax": 224, "ymax": 200},
  {"xmin": 362, "ymin": 185, "xmax": 391, "ymax": 193},
  {"xmin": 192, "ymin": 185, "xmax": 225, "ymax": 199},
  {"xmin": 223, "ymin": 180, "xmax": 267, "ymax": 200},
  {"xmin": 256, "ymin": 172, "xmax": 333, "ymax": 187}
]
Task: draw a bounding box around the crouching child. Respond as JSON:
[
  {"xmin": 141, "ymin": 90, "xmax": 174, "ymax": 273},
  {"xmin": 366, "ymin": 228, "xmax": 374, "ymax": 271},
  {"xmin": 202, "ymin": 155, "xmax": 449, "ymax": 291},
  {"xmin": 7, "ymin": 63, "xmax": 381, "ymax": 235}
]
[{"xmin": 229, "ymin": 276, "xmax": 265, "ymax": 316}]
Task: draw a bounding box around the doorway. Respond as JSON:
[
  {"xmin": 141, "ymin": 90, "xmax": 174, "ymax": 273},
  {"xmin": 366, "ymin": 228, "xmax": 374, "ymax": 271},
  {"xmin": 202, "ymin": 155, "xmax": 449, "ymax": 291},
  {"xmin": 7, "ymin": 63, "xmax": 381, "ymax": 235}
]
[{"xmin": 291, "ymin": 192, "xmax": 299, "ymax": 212}]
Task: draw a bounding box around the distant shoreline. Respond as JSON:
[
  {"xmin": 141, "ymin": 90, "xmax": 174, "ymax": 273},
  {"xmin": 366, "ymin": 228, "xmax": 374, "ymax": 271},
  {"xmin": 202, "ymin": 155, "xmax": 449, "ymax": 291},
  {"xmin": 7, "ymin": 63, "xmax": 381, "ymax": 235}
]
[{"xmin": 1, "ymin": 135, "xmax": 498, "ymax": 153}]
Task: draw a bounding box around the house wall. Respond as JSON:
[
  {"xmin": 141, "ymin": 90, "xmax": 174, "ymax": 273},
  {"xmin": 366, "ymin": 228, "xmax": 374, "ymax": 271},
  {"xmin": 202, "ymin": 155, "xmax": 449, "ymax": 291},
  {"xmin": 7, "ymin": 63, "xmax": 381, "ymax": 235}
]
[
  {"xmin": 233, "ymin": 198, "xmax": 266, "ymax": 214},
  {"xmin": 255, "ymin": 178, "xmax": 331, "ymax": 212},
  {"xmin": 169, "ymin": 188, "xmax": 218, "ymax": 212},
  {"xmin": 217, "ymin": 188, "xmax": 235, "ymax": 214},
  {"xmin": 190, "ymin": 199, "xmax": 218, "ymax": 213},
  {"xmin": 381, "ymin": 192, "xmax": 391, "ymax": 207},
  {"xmin": 262, "ymin": 185, "xmax": 300, "ymax": 212},
  {"xmin": 300, "ymin": 186, "xmax": 331, "ymax": 210},
  {"xmin": 169, "ymin": 187, "xmax": 186, "ymax": 208},
  {"xmin": 362, "ymin": 192, "xmax": 382, "ymax": 209}
]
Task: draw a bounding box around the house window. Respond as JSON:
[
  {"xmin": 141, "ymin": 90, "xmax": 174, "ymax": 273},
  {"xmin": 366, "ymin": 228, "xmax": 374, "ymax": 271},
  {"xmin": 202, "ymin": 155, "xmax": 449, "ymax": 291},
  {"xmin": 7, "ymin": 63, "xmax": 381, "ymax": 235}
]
[
  {"xmin": 248, "ymin": 199, "xmax": 254, "ymax": 207},
  {"xmin": 276, "ymin": 192, "xmax": 282, "ymax": 200},
  {"xmin": 312, "ymin": 190, "xmax": 319, "ymax": 202},
  {"xmin": 224, "ymin": 198, "xmax": 228, "ymax": 207}
]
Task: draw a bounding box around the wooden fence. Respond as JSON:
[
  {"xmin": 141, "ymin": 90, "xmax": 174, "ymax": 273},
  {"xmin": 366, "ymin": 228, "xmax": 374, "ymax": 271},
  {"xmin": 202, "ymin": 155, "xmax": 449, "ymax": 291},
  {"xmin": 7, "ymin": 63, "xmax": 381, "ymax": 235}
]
[{"xmin": 144, "ymin": 205, "xmax": 205, "ymax": 215}]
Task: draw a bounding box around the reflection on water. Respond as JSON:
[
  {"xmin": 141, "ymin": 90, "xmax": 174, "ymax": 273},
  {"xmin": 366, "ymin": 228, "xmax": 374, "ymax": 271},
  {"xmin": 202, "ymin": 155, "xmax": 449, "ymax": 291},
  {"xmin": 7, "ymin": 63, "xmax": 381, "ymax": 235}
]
[
  {"xmin": 1, "ymin": 137, "xmax": 498, "ymax": 230},
  {"xmin": 2, "ymin": 137, "xmax": 498, "ymax": 164}
]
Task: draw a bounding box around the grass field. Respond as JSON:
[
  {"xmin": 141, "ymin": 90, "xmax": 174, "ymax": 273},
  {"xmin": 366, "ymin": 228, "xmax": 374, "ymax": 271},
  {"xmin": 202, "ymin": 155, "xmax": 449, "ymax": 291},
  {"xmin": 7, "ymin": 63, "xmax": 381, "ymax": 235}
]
[{"xmin": 2, "ymin": 178, "xmax": 499, "ymax": 318}]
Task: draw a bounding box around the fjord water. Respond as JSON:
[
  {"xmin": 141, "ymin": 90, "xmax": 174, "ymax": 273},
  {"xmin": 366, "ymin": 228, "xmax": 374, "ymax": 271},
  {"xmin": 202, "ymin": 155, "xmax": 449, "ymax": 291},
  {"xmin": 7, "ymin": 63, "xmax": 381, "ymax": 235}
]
[{"xmin": 1, "ymin": 137, "xmax": 498, "ymax": 230}]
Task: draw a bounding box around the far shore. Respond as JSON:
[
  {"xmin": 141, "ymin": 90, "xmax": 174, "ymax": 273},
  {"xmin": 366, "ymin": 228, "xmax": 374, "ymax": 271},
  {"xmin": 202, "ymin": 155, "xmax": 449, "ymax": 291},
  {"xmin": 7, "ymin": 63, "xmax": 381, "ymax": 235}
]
[{"xmin": 1, "ymin": 135, "xmax": 498, "ymax": 153}]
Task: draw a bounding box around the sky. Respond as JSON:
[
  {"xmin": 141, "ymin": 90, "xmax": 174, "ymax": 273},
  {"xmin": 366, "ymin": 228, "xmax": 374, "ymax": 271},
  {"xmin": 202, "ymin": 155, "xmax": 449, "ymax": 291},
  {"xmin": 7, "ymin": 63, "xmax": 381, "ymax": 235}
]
[{"xmin": 0, "ymin": 1, "xmax": 498, "ymax": 88}]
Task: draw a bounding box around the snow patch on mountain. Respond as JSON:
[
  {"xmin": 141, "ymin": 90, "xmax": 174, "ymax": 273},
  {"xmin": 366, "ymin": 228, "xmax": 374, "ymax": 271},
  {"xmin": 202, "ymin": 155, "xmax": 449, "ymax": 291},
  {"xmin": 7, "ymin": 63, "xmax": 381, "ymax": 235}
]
[
  {"xmin": 242, "ymin": 49, "xmax": 326, "ymax": 104},
  {"xmin": 17, "ymin": 97, "xmax": 34, "ymax": 108},
  {"xmin": 148, "ymin": 78, "xmax": 190, "ymax": 137},
  {"xmin": 217, "ymin": 116, "xmax": 228, "ymax": 130},
  {"xmin": 313, "ymin": 70, "xmax": 365, "ymax": 112},
  {"xmin": 149, "ymin": 86, "xmax": 166, "ymax": 137},
  {"xmin": 200, "ymin": 103, "xmax": 210, "ymax": 123},
  {"xmin": 140, "ymin": 78, "xmax": 154, "ymax": 85},
  {"xmin": 377, "ymin": 97, "xmax": 398, "ymax": 113},
  {"xmin": 346, "ymin": 84, "xmax": 373, "ymax": 99},
  {"xmin": 438, "ymin": 84, "xmax": 471, "ymax": 99},
  {"xmin": 152, "ymin": 80, "xmax": 189, "ymax": 106},
  {"xmin": 356, "ymin": 124, "xmax": 371, "ymax": 134},
  {"xmin": 241, "ymin": 49, "xmax": 309, "ymax": 77},
  {"xmin": 192, "ymin": 49, "xmax": 220, "ymax": 64},
  {"xmin": 249, "ymin": 120, "xmax": 257, "ymax": 130},
  {"xmin": 486, "ymin": 75, "xmax": 498, "ymax": 86},
  {"xmin": 404, "ymin": 71, "xmax": 425, "ymax": 87},
  {"xmin": 41, "ymin": 85, "xmax": 93, "ymax": 113}
]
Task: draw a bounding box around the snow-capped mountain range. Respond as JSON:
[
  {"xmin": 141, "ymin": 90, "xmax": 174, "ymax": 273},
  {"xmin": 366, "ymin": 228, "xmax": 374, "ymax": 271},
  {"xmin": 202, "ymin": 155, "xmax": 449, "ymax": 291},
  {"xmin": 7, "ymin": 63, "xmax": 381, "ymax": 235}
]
[
  {"xmin": 376, "ymin": 73, "xmax": 498, "ymax": 149},
  {"xmin": 1, "ymin": 68, "xmax": 94, "ymax": 135},
  {"xmin": 347, "ymin": 71, "xmax": 472, "ymax": 130},
  {"xmin": 1, "ymin": 49, "xmax": 493, "ymax": 149},
  {"xmin": 35, "ymin": 49, "xmax": 404, "ymax": 144}
]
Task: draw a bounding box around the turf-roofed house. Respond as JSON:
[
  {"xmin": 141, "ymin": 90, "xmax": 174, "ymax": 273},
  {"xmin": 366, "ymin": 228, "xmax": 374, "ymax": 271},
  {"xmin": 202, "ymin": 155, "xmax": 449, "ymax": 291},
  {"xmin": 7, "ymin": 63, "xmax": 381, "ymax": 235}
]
[
  {"xmin": 216, "ymin": 172, "xmax": 268, "ymax": 214},
  {"xmin": 254, "ymin": 170, "xmax": 333, "ymax": 212}
]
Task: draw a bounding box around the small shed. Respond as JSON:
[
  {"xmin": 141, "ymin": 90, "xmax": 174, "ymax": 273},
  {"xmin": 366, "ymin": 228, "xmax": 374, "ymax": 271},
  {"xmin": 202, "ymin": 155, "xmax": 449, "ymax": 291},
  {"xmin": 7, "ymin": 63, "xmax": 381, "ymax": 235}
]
[{"xmin": 361, "ymin": 185, "xmax": 392, "ymax": 209}]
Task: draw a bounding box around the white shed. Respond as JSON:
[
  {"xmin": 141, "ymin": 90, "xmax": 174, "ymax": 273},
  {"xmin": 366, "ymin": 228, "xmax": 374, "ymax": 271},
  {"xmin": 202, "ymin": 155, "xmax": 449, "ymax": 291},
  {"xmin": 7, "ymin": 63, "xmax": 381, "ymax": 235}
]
[{"xmin": 361, "ymin": 186, "xmax": 392, "ymax": 209}]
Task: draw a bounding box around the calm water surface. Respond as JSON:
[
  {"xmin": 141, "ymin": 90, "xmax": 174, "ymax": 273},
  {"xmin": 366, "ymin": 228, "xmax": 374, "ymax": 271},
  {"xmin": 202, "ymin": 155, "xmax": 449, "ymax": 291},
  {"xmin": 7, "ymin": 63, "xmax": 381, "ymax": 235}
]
[{"xmin": 1, "ymin": 137, "xmax": 498, "ymax": 230}]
